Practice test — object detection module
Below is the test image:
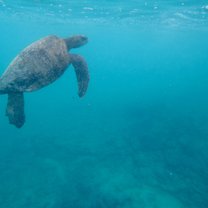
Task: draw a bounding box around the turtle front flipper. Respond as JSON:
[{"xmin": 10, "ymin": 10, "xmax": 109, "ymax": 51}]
[
  {"xmin": 71, "ymin": 54, "xmax": 90, "ymax": 97},
  {"xmin": 6, "ymin": 93, "xmax": 25, "ymax": 128}
]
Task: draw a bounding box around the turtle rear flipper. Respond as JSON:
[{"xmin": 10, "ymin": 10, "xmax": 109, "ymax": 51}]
[
  {"xmin": 6, "ymin": 93, "xmax": 25, "ymax": 128},
  {"xmin": 71, "ymin": 54, "xmax": 90, "ymax": 97}
]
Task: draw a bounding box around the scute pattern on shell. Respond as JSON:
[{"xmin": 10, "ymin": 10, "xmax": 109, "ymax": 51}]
[{"xmin": 0, "ymin": 36, "xmax": 70, "ymax": 93}]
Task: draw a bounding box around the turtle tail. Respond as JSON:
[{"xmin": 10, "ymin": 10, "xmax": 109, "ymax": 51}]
[
  {"xmin": 0, "ymin": 80, "xmax": 4, "ymax": 94},
  {"xmin": 6, "ymin": 93, "xmax": 25, "ymax": 128},
  {"xmin": 0, "ymin": 78, "xmax": 6, "ymax": 94}
]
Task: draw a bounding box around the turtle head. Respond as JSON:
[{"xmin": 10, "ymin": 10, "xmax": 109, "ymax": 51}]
[{"xmin": 64, "ymin": 35, "xmax": 88, "ymax": 50}]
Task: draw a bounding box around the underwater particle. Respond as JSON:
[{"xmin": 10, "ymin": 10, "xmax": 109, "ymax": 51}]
[
  {"xmin": 83, "ymin": 7, "xmax": 94, "ymax": 11},
  {"xmin": 130, "ymin": 9, "xmax": 139, "ymax": 14},
  {"xmin": 46, "ymin": 12, "xmax": 54, "ymax": 16},
  {"xmin": 154, "ymin": 6, "xmax": 158, "ymax": 10},
  {"xmin": 118, "ymin": 7, "xmax": 122, "ymax": 12},
  {"xmin": 168, "ymin": 171, "xmax": 173, "ymax": 176},
  {"xmin": 202, "ymin": 5, "xmax": 208, "ymax": 10},
  {"xmin": 175, "ymin": 12, "xmax": 189, "ymax": 20},
  {"xmin": 0, "ymin": 35, "xmax": 90, "ymax": 128},
  {"xmin": 181, "ymin": 2, "xmax": 185, "ymax": 6}
]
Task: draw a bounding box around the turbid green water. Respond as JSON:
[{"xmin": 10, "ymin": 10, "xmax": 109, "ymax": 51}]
[{"xmin": 0, "ymin": 1, "xmax": 208, "ymax": 207}]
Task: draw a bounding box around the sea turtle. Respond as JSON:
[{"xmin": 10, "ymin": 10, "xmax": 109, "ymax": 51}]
[{"xmin": 0, "ymin": 35, "xmax": 90, "ymax": 128}]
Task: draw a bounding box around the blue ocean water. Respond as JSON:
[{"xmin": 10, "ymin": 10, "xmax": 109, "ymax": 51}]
[{"xmin": 0, "ymin": 1, "xmax": 208, "ymax": 207}]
